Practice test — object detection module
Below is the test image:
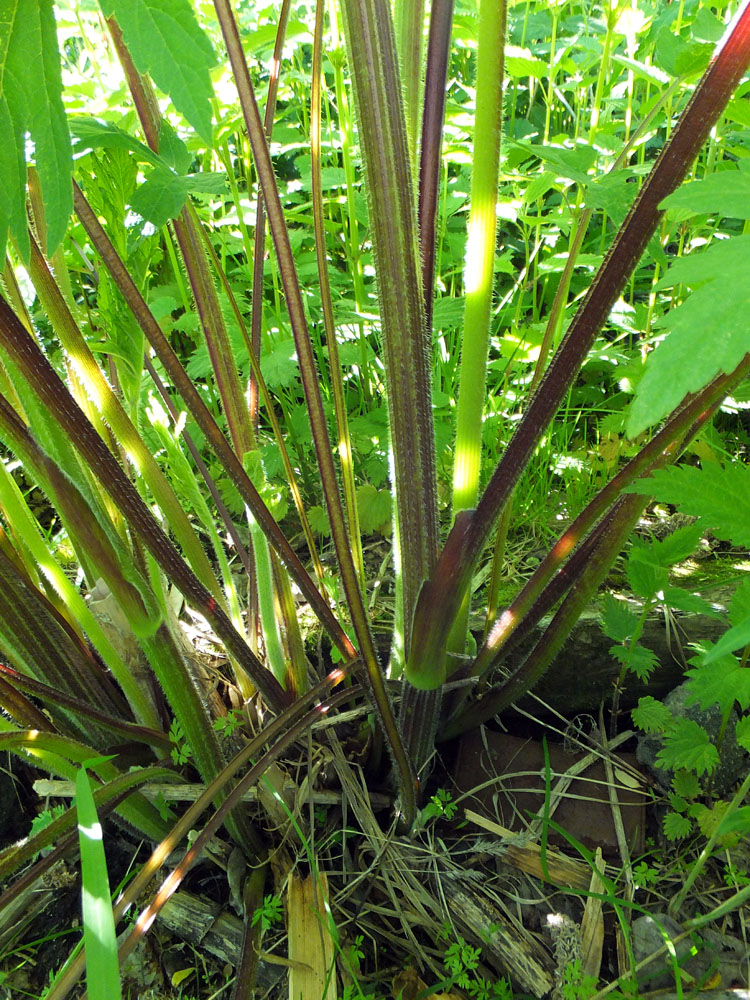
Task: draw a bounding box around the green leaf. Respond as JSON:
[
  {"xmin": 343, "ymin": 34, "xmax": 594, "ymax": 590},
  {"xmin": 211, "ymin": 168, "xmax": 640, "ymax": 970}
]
[
  {"xmin": 260, "ymin": 337, "xmax": 299, "ymax": 390},
  {"xmin": 626, "ymin": 272, "xmax": 750, "ymax": 436},
  {"xmin": 600, "ymin": 593, "xmax": 637, "ymax": 642},
  {"xmin": 657, "ymin": 717, "xmax": 718, "ymax": 777},
  {"xmin": 632, "ymin": 695, "xmax": 673, "ymax": 734},
  {"xmin": 610, "ymin": 643, "xmax": 659, "ymax": 681},
  {"xmin": 661, "ymin": 585, "xmax": 722, "ymax": 618},
  {"xmin": 649, "ymin": 522, "xmax": 704, "ymax": 566},
  {"xmin": 308, "ymin": 505, "xmax": 331, "ymax": 537},
  {"xmin": 355, "ymin": 484, "xmax": 392, "ymax": 535},
  {"xmin": 654, "ymin": 234, "xmax": 750, "ymax": 290},
  {"xmin": 0, "ymin": 0, "xmax": 73, "ymax": 259},
  {"xmin": 672, "ymin": 769, "xmax": 701, "ymax": 798},
  {"xmin": 685, "ymin": 653, "xmax": 750, "ymax": 713},
  {"xmin": 70, "ymin": 116, "xmax": 160, "ymax": 164},
  {"xmin": 663, "ymin": 810, "xmax": 692, "ymax": 840},
  {"xmin": 130, "ymin": 165, "xmax": 189, "ymax": 228},
  {"xmin": 660, "ymin": 166, "xmax": 750, "ymax": 220},
  {"xmin": 653, "ymin": 25, "xmax": 712, "ymax": 79},
  {"xmin": 626, "ymin": 464, "xmax": 750, "ymax": 548},
  {"xmin": 700, "ymin": 617, "xmax": 750, "ymax": 666},
  {"xmin": 716, "ymin": 805, "xmax": 750, "ymax": 838},
  {"xmin": 99, "ymin": 0, "xmax": 216, "ymax": 142},
  {"xmin": 626, "ymin": 541, "xmax": 668, "ymax": 599},
  {"xmin": 730, "ymin": 579, "xmax": 750, "ymax": 628},
  {"xmin": 735, "ymin": 715, "xmax": 750, "ymax": 752}
]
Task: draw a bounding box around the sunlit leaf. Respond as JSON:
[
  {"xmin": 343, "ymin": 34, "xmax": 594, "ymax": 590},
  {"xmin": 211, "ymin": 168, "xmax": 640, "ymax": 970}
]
[{"xmin": 99, "ymin": 0, "xmax": 216, "ymax": 142}]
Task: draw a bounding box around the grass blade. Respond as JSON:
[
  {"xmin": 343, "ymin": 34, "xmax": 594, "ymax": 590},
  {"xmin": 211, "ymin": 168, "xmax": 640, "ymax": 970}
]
[{"xmin": 76, "ymin": 763, "xmax": 123, "ymax": 1000}]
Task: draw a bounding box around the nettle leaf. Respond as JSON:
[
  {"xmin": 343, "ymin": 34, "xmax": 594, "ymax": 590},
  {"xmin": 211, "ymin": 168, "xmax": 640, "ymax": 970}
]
[
  {"xmin": 626, "ymin": 464, "xmax": 750, "ymax": 548},
  {"xmin": 653, "ymin": 25, "xmax": 712, "ymax": 79},
  {"xmin": 662, "ymin": 585, "xmax": 722, "ymax": 618},
  {"xmin": 99, "ymin": 0, "xmax": 216, "ymax": 142},
  {"xmin": 660, "ymin": 164, "xmax": 750, "ymax": 220},
  {"xmin": 627, "ymin": 272, "xmax": 750, "ymax": 437},
  {"xmin": 70, "ymin": 116, "xmax": 160, "ymax": 165},
  {"xmin": 685, "ymin": 653, "xmax": 750, "ymax": 713},
  {"xmin": 672, "ymin": 769, "xmax": 701, "ymax": 799},
  {"xmin": 663, "ymin": 811, "xmax": 692, "ymax": 841},
  {"xmin": 654, "ymin": 234, "xmax": 750, "ymax": 290},
  {"xmin": 610, "ymin": 643, "xmax": 659, "ymax": 681},
  {"xmin": 356, "ymin": 485, "xmax": 392, "ymax": 535},
  {"xmin": 649, "ymin": 522, "xmax": 704, "ymax": 566},
  {"xmin": 307, "ymin": 505, "xmax": 331, "ymax": 537},
  {"xmin": 701, "ymin": 616, "xmax": 750, "ymax": 666},
  {"xmin": 695, "ymin": 800, "xmax": 733, "ymax": 840},
  {"xmin": 600, "ymin": 593, "xmax": 638, "ymax": 642},
  {"xmin": 0, "ymin": 0, "xmax": 73, "ymax": 259},
  {"xmin": 626, "ymin": 541, "xmax": 668, "ymax": 599},
  {"xmin": 717, "ymin": 804, "xmax": 750, "ymax": 838},
  {"xmin": 632, "ymin": 698, "xmax": 672, "ymax": 735},
  {"xmin": 657, "ymin": 717, "xmax": 718, "ymax": 777},
  {"xmin": 735, "ymin": 716, "xmax": 750, "ymax": 752},
  {"xmin": 260, "ymin": 337, "xmax": 299, "ymax": 390},
  {"xmin": 535, "ymin": 143, "xmax": 597, "ymax": 185},
  {"xmin": 130, "ymin": 165, "xmax": 188, "ymax": 228},
  {"xmin": 730, "ymin": 579, "xmax": 750, "ymax": 628}
]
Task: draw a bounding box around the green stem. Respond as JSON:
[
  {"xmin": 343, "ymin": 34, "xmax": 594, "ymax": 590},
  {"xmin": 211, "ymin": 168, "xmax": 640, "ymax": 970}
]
[{"xmin": 447, "ymin": 0, "xmax": 507, "ymax": 658}]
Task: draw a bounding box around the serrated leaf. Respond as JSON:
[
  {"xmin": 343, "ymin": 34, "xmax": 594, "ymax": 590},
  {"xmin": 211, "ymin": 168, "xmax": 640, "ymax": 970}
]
[
  {"xmin": 0, "ymin": 0, "xmax": 73, "ymax": 259},
  {"xmin": 307, "ymin": 505, "xmax": 331, "ymax": 537},
  {"xmin": 730, "ymin": 580, "xmax": 750, "ymax": 628},
  {"xmin": 700, "ymin": 616, "xmax": 750, "ymax": 666},
  {"xmin": 626, "ymin": 464, "xmax": 750, "ymax": 547},
  {"xmin": 626, "ymin": 542, "xmax": 668, "ymax": 599},
  {"xmin": 668, "ymin": 792, "xmax": 687, "ymax": 812},
  {"xmin": 355, "ymin": 484, "xmax": 392, "ymax": 535},
  {"xmin": 717, "ymin": 805, "xmax": 750, "ymax": 837},
  {"xmin": 99, "ymin": 0, "xmax": 216, "ymax": 142},
  {"xmin": 657, "ymin": 717, "xmax": 718, "ymax": 777},
  {"xmin": 261, "ymin": 338, "xmax": 299, "ymax": 390},
  {"xmin": 696, "ymin": 800, "xmax": 733, "ymax": 839},
  {"xmin": 735, "ymin": 715, "xmax": 750, "ymax": 751},
  {"xmin": 610, "ymin": 643, "xmax": 659, "ymax": 680},
  {"xmin": 600, "ymin": 593, "xmax": 638, "ymax": 642},
  {"xmin": 70, "ymin": 116, "xmax": 160, "ymax": 164},
  {"xmin": 672, "ymin": 769, "xmax": 701, "ymax": 798},
  {"xmin": 686, "ymin": 653, "xmax": 750, "ymax": 712},
  {"xmin": 627, "ymin": 274, "xmax": 750, "ymax": 436},
  {"xmin": 654, "ymin": 234, "xmax": 750, "ymax": 290},
  {"xmin": 632, "ymin": 695, "xmax": 673, "ymax": 734},
  {"xmin": 662, "ymin": 585, "xmax": 722, "ymax": 618},
  {"xmin": 663, "ymin": 583, "xmax": 715, "ymax": 614},
  {"xmin": 653, "ymin": 25, "xmax": 712, "ymax": 79},
  {"xmin": 649, "ymin": 522, "xmax": 704, "ymax": 566},
  {"xmin": 660, "ymin": 167, "xmax": 750, "ymax": 220},
  {"xmin": 130, "ymin": 166, "xmax": 189, "ymax": 228},
  {"xmin": 663, "ymin": 810, "xmax": 692, "ymax": 840}
]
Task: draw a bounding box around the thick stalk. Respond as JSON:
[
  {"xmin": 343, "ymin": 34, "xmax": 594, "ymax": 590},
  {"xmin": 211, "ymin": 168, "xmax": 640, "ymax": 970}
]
[
  {"xmin": 213, "ymin": 0, "xmax": 417, "ymax": 826},
  {"xmin": 407, "ymin": 4, "xmax": 750, "ymax": 688},
  {"xmin": 335, "ymin": 0, "xmax": 442, "ymax": 777},
  {"xmin": 312, "ymin": 0, "xmax": 365, "ymax": 592},
  {"xmin": 418, "ymin": 0, "xmax": 455, "ymax": 333},
  {"xmin": 447, "ymin": 0, "xmax": 507, "ymax": 658},
  {"xmin": 393, "ymin": 0, "xmax": 426, "ymax": 168}
]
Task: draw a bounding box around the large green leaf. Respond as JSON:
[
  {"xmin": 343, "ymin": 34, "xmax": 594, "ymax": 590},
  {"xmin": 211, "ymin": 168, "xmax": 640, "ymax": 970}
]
[
  {"xmin": 626, "ymin": 245, "xmax": 750, "ymax": 437},
  {"xmin": 626, "ymin": 464, "xmax": 750, "ymax": 547},
  {"xmin": 659, "ymin": 165, "xmax": 750, "ymax": 219},
  {"xmin": 0, "ymin": 0, "xmax": 72, "ymax": 259},
  {"xmin": 99, "ymin": 0, "xmax": 216, "ymax": 142}
]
